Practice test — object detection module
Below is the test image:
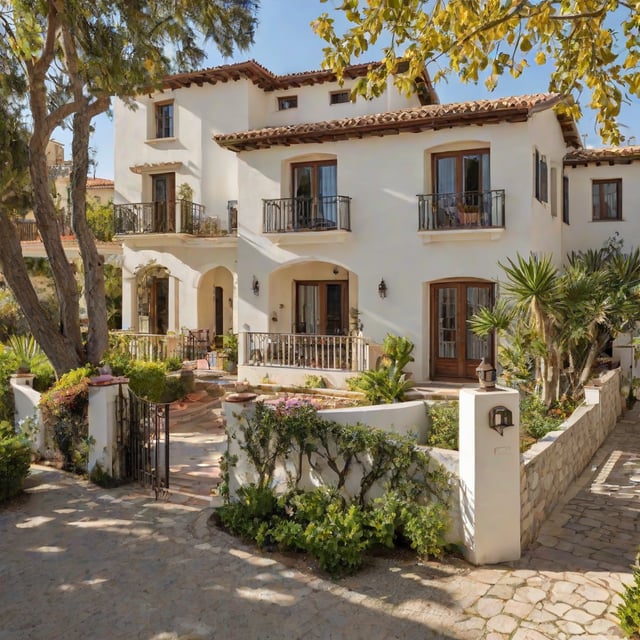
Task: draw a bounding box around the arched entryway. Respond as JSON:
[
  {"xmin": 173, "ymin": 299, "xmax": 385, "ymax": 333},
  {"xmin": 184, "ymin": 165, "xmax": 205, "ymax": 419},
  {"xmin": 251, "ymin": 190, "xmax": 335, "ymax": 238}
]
[
  {"xmin": 430, "ymin": 279, "xmax": 494, "ymax": 379},
  {"xmin": 137, "ymin": 266, "xmax": 169, "ymax": 334},
  {"xmin": 197, "ymin": 267, "xmax": 234, "ymax": 341}
]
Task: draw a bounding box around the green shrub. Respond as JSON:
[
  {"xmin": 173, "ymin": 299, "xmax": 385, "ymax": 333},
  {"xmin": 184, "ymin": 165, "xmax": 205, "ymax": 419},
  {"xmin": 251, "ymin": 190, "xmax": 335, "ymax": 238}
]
[
  {"xmin": 618, "ymin": 560, "xmax": 640, "ymax": 638},
  {"xmin": 427, "ymin": 402, "xmax": 459, "ymax": 450},
  {"xmin": 40, "ymin": 368, "xmax": 92, "ymax": 473},
  {"xmin": 304, "ymin": 374, "xmax": 326, "ymax": 389},
  {"xmin": 127, "ymin": 361, "xmax": 185, "ymax": 403},
  {"xmin": 0, "ymin": 348, "xmax": 17, "ymax": 423},
  {"xmin": 0, "ymin": 421, "xmax": 31, "ymax": 502},
  {"xmin": 217, "ymin": 402, "xmax": 451, "ymax": 577},
  {"xmin": 31, "ymin": 361, "xmax": 56, "ymax": 392},
  {"xmin": 520, "ymin": 393, "xmax": 566, "ymax": 441},
  {"xmin": 347, "ymin": 333, "xmax": 415, "ymax": 404}
]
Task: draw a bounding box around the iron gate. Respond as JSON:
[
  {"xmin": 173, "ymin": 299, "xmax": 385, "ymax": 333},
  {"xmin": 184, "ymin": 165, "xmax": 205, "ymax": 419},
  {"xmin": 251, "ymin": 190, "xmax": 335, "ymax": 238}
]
[{"xmin": 116, "ymin": 385, "xmax": 170, "ymax": 498}]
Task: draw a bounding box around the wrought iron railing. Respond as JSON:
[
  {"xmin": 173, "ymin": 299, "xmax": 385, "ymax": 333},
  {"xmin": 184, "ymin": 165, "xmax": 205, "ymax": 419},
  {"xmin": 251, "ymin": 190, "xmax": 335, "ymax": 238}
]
[
  {"xmin": 263, "ymin": 196, "xmax": 351, "ymax": 233},
  {"xmin": 113, "ymin": 200, "xmax": 208, "ymax": 235},
  {"xmin": 244, "ymin": 332, "xmax": 368, "ymax": 371},
  {"xmin": 417, "ymin": 189, "xmax": 505, "ymax": 231}
]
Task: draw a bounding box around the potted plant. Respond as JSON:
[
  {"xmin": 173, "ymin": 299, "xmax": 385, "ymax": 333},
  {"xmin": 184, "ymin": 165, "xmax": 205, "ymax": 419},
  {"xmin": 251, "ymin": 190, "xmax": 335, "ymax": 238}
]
[{"xmin": 222, "ymin": 331, "xmax": 238, "ymax": 373}]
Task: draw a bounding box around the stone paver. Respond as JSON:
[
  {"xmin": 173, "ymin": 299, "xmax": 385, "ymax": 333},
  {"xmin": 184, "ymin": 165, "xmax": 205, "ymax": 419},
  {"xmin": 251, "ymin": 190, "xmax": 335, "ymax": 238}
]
[{"xmin": 1, "ymin": 403, "xmax": 638, "ymax": 639}]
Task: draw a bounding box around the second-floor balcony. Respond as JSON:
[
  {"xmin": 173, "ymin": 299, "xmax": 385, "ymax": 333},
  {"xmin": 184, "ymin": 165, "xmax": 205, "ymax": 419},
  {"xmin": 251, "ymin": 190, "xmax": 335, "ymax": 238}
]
[
  {"xmin": 114, "ymin": 200, "xmax": 235, "ymax": 237},
  {"xmin": 263, "ymin": 196, "xmax": 351, "ymax": 233},
  {"xmin": 418, "ymin": 189, "xmax": 505, "ymax": 231}
]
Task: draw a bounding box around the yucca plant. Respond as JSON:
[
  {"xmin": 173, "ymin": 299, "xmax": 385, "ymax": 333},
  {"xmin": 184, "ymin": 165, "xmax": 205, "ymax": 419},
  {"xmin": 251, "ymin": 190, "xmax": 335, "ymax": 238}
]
[{"xmin": 7, "ymin": 335, "xmax": 48, "ymax": 373}]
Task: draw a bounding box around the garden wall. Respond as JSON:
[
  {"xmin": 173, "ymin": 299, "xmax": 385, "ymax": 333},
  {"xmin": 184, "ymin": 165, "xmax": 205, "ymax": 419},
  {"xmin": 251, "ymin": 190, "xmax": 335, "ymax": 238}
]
[
  {"xmin": 10, "ymin": 375, "xmax": 45, "ymax": 455},
  {"xmin": 520, "ymin": 368, "xmax": 622, "ymax": 549},
  {"xmin": 319, "ymin": 400, "xmax": 429, "ymax": 443}
]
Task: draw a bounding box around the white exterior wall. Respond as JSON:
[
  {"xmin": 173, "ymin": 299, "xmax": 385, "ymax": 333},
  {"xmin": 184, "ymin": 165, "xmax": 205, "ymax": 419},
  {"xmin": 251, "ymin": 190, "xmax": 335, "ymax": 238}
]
[
  {"xmin": 234, "ymin": 116, "xmax": 566, "ymax": 380},
  {"xmin": 260, "ymin": 77, "xmax": 421, "ymax": 129},
  {"xmin": 562, "ymin": 159, "xmax": 640, "ymax": 256},
  {"xmin": 526, "ymin": 109, "xmax": 570, "ymax": 261}
]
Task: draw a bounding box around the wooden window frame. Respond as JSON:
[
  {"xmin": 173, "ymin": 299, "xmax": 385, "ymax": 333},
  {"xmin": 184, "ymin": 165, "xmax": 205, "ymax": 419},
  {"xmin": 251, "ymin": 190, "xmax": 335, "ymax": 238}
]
[
  {"xmin": 291, "ymin": 159, "xmax": 337, "ymax": 199},
  {"xmin": 329, "ymin": 90, "xmax": 352, "ymax": 105},
  {"xmin": 592, "ymin": 179, "xmax": 622, "ymax": 221},
  {"xmin": 277, "ymin": 95, "xmax": 298, "ymax": 110},
  {"xmin": 154, "ymin": 100, "xmax": 174, "ymax": 139},
  {"xmin": 295, "ymin": 280, "xmax": 348, "ymax": 335},
  {"xmin": 562, "ymin": 175, "xmax": 570, "ymax": 225},
  {"xmin": 431, "ymin": 148, "xmax": 490, "ymax": 194},
  {"xmin": 535, "ymin": 149, "xmax": 548, "ymax": 203}
]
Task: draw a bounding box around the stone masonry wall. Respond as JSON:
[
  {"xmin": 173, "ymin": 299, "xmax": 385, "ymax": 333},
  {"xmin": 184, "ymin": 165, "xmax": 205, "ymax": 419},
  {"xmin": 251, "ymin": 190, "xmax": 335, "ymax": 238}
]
[{"xmin": 520, "ymin": 368, "xmax": 622, "ymax": 549}]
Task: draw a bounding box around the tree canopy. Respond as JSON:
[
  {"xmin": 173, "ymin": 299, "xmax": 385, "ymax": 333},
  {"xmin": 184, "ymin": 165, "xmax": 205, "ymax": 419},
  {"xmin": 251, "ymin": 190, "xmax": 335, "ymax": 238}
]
[
  {"xmin": 0, "ymin": 0, "xmax": 258, "ymax": 375},
  {"xmin": 313, "ymin": 0, "xmax": 640, "ymax": 144}
]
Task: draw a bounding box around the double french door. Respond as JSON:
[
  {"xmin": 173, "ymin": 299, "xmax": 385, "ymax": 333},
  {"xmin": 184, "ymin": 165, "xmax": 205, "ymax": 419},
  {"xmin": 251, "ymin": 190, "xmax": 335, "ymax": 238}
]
[
  {"xmin": 295, "ymin": 281, "xmax": 347, "ymax": 335},
  {"xmin": 431, "ymin": 281, "xmax": 494, "ymax": 379}
]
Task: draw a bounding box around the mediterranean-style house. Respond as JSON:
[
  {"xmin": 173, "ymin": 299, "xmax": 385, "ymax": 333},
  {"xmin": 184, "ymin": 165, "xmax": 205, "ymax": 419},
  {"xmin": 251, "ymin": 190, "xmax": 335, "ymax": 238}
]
[{"xmin": 113, "ymin": 60, "xmax": 640, "ymax": 386}]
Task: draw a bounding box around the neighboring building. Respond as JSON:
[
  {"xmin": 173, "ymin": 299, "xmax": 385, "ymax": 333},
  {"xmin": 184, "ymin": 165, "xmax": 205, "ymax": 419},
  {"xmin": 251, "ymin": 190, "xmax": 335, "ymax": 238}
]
[{"xmin": 113, "ymin": 59, "xmax": 637, "ymax": 385}]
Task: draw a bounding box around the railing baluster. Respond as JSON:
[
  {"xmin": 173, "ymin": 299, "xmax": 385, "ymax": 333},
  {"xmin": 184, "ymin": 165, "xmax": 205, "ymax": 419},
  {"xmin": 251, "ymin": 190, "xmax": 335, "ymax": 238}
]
[{"xmin": 243, "ymin": 332, "xmax": 367, "ymax": 372}]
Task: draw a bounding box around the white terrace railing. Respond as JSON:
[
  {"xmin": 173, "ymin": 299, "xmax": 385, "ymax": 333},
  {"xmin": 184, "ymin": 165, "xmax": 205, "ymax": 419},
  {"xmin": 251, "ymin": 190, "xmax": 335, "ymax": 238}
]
[
  {"xmin": 244, "ymin": 332, "xmax": 369, "ymax": 372},
  {"xmin": 109, "ymin": 330, "xmax": 210, "ymax": 362}
]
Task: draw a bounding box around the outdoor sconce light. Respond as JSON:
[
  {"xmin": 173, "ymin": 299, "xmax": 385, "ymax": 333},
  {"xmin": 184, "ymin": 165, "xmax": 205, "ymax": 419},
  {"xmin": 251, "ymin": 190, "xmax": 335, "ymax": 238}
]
[
  {"xmin": 378, "ymin": 278, "xmax": 387, "ymax": 299},
  {"xmin": 333, "ymin": 266, "xmax": 340, "ymax": 276},
  {"xmin": 489, "ymin": 405, "xmax": 514, "ymax": 436},
  {"xmin": 252, "ymin": 276, "xmax": 260, "ymax": 296},
  {"xmin": 228, "ymin": 297, "xmax": 233, "ymax": 308},
  {"xmin": 476, "ymin": 357, "xmax": 496, "ymax": 391},
  {"xmin": 271, "ymin": 310, "xmax": 278, "ymax": 322}
]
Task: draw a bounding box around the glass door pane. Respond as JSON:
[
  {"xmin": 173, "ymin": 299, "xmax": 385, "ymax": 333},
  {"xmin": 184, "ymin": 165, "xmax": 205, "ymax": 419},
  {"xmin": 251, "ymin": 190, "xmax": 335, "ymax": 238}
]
[
  {"xmin": 296, "ymin": 284, "xmax": 319, "ymax": 334},
  {"xmin": 293, "ymin": 166, "xmax": 313, "ymax": 228},
  {"xmin": 466, "ymin": 286, "xmax": 491, "ymax": 361},
  {"xmin": 317, "ymin": 164, "xmax": 337, "ymax": 224},
  {"xmin": 325, "ymin": 283, "xmax": 344, "ymax": 334},
  {"xmin": 438, "ymin": 287, "xmax": 457, "ymax": 358}
]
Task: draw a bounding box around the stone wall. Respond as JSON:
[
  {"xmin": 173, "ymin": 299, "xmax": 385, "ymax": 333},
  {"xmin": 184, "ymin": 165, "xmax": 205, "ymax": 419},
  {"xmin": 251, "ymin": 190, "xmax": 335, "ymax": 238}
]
[{"xmin": 520, "ymin": 368, "xmax": 622, "ymax": 549}]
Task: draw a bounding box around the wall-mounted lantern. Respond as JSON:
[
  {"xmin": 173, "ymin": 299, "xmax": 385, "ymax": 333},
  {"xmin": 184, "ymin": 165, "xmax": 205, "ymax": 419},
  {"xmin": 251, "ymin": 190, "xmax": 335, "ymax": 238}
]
[
  {"xmin": 378, "ymin": 278, "xmax": 387, "ymax": 299},
  {"xmin": 252, "ymin": 276, "xmax": 260, "ymax": 296},
  {"xmin": 476, "ymin": 357, "xmax": 496, "ymax": 391},
  {"xmin": 489, "ymin": 405, "xmax": 514, "ymax": 436}
]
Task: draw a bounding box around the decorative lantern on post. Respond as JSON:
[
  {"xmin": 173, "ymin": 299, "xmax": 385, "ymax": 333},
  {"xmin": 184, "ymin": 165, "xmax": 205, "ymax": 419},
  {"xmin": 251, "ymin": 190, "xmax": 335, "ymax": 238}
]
[{"xmin": 476, "ymin": 357, "xmax": 496, "ymax": 391}]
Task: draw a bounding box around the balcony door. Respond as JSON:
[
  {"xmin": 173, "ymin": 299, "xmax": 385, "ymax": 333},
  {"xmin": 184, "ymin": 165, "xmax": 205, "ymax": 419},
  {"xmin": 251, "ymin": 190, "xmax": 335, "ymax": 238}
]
[
  {"xmin": 152, "ymin": 173, "xmax": 175, "ymax": 232},
  {"xmin": 295, "ymin": 281, "xmax": 347, "ymax": 335},
  {"xmin": 431, "ymin": 281, "xmax": 494, "ymax": 379},
  {"xmin": 432, "ymin": 150, "xmax": 490, "ymax": 224},
  {"xmin": 292, "ymin": 160, "xmax": 337, "ymax": 228}
]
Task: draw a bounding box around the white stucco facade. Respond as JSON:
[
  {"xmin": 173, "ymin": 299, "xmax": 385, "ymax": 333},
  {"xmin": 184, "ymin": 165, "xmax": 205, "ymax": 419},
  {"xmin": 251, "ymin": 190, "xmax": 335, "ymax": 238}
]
[{"xmin": 113, "ymin": 60, "xmax": 640, "ymax": 384}]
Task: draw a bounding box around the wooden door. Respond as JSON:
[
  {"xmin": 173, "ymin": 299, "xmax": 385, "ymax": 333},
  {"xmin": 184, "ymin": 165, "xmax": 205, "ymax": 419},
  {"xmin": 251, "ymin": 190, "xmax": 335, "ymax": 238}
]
[{"xmin": 431, "ymin": 281, "xmax": 494, "ymax": 379}]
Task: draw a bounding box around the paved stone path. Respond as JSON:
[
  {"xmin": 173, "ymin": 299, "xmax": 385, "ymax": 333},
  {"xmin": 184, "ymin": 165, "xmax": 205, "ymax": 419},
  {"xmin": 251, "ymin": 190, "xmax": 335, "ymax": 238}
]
[{"xmin": 1, "ymin": 405, "xmax": 638, "ymax": 639}]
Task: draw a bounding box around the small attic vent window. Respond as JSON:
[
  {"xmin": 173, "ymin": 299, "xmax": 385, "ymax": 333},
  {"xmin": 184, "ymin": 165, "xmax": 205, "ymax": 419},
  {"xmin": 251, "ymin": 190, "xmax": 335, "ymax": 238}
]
[
  {"xmin": 330, "ymin": 90, "xmax": 351, "ymax": 105},
  {"xmin": 278, "ymin": 95, "xmax": 298, "ymax": 110}
]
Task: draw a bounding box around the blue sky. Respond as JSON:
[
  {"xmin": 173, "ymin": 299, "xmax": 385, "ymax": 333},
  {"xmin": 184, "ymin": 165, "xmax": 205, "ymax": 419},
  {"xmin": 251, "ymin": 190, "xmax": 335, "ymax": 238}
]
[{"xmin": 59, "ymin": 0, "xmax": 640, "ymax": 180}]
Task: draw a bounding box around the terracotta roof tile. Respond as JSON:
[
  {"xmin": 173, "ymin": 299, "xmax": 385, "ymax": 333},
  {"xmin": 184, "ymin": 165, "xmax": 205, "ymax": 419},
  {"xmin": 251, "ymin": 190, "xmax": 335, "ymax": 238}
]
[
  {"xmin": 163, "ymin": 60, "xmax": 380, "ymax": 91},
  {"xmin": 564, "ymin": 146, "xmax": 640, "ymax": 166},
  {"xmin": 214, "ymin": 93, "xmax": 581, "ymax": 151},
  {"xmin": 86, "ymin": 178, "xmax": 114, "ymax": 188}
]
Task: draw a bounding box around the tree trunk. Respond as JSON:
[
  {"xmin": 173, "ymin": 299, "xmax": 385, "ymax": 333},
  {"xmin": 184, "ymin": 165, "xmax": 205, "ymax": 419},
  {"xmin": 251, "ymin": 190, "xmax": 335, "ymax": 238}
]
[
  {"xmin": 71, "ymin": 108, "xmax": 109, "ymax": 365},
  {"xmin": 0, "ymin": 209, "xmax": 81, "ymax": 374},
  {"xmin": 27, "ymin": 76, "xmax": 85, "ymax": 372}
]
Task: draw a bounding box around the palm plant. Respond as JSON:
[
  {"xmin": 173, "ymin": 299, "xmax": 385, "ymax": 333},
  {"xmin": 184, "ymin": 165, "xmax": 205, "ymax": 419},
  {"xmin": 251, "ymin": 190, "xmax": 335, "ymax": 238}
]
[
  {"xmin": 470, "ymin": 240, "xmax": 640, "ymax": 405},
  {"xmin": 7, "ymin": 334, "xmax": 49, "ymax": 373}
]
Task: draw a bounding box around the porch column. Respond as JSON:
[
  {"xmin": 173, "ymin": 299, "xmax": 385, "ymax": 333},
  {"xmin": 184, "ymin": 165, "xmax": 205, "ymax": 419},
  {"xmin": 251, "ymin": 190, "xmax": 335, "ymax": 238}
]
[
  {"xmin": 121, "ymin": 274, "xmax": 137, "ymax": 331},
  {"xmin": 459, "ymin": 386, "xmax": 521, "ymax": 565},
  {"xmin": 168, "ymin": 276, "xmax": 180, "ymax": 332}
]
